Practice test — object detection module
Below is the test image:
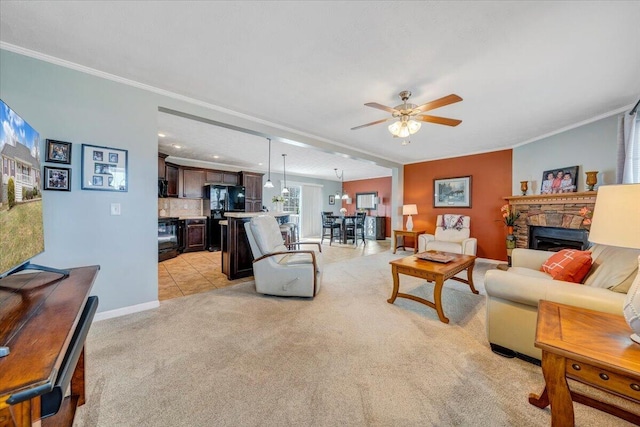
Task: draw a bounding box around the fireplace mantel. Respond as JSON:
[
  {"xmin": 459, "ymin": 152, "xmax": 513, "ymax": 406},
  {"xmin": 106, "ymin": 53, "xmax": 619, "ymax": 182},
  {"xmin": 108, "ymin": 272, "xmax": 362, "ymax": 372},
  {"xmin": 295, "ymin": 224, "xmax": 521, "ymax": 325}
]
[{"xmin": 504, "ymin": 191, "xmax": 597, "ymax": 206}]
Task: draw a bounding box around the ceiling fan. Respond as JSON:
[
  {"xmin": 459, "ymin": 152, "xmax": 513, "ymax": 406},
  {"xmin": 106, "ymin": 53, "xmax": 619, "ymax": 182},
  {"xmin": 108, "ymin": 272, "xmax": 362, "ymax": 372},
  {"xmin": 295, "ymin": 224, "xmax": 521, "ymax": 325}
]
[{"xmin": 351, "ymin": 91, "xmax": 462, "ymax": 138}]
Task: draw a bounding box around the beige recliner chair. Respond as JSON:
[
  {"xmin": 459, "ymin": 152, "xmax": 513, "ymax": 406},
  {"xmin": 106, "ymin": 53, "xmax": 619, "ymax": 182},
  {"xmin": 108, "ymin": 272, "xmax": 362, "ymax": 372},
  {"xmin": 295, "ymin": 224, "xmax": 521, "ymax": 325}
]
[
  {"xmin": 417, "ymin": 214, "xmax": 477, "ymax": 255},
  {"xmin": 245, "ymin": 215, "xmax": 322, "ymax": 297}
]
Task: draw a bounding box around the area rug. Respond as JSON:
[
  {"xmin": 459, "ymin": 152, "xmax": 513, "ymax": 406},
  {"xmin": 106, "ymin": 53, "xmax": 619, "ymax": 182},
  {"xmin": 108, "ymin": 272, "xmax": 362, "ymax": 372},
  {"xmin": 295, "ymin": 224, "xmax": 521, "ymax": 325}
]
[{"xmin": 74, "ymin": 252, "xmax": 630, "ymax": 426}]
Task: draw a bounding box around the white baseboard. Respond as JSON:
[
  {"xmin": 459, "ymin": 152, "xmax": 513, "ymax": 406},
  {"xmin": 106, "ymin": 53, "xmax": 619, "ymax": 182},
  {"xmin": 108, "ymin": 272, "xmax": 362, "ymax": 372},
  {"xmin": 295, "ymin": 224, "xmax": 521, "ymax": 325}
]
[{"xmin": 93, "ymin": 300, "xmax": 160, "ymax": 322}]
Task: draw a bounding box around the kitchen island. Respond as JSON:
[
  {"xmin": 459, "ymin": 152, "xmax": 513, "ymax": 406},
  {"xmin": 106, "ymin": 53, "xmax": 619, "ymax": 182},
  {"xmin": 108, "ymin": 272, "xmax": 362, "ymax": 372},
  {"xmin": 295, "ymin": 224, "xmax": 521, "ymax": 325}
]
[{"xmin": 221, "ymin": 212, "xmax": 291, "ymax": 280}]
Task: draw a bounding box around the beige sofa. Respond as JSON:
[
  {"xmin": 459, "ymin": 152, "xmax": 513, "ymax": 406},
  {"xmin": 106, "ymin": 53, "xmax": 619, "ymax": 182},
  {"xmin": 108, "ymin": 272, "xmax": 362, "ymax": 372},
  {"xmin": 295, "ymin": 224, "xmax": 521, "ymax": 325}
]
[{"xmin": 485, "ymin": 245, "xmax": 639, "ymax": 361}]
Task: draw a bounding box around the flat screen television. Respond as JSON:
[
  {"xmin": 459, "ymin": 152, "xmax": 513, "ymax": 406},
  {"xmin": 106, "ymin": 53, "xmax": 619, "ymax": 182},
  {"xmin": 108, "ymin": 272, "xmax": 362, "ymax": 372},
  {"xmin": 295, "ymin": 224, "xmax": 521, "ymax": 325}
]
[{"xmin": 0, "ymin": 99, "xmax": 46, "ymax": 278}]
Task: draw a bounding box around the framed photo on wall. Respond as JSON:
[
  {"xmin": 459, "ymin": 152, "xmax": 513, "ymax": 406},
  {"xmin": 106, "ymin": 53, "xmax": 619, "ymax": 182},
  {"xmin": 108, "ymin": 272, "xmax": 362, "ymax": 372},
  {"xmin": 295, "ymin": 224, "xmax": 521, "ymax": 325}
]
[
  {"xmin": 45, "ymin": 139, "xmax": 72, "ymax": 164},
  {"xmin": 328, "ymin": 195, "xmax": 335, "ymax": 205},
  {"xmin": 43, "ymin": 166, "xmax": 71, "ymax": 191},
  {"xmin": 434, "ymin": 176, "xmax": 472, "ymax": 208},
  {"xmin": 540, "ymin": 165, "xmax": 578, "ymax": 194},
  {"xmin": 81, "ymin": 144, "xmax": 128, "ymax": 192}
]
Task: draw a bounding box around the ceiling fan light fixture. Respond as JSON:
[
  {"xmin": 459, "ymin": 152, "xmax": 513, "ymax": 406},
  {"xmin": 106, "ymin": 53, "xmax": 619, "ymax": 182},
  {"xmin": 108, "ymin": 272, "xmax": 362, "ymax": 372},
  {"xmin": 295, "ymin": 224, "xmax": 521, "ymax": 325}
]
[
  {"xmin": 407, "ymin": 119, "xmax": 421, "ymax": 134},
  {"xmin": 388, "ymin": 121, "xmax": 401, "ymax": 136},
  {"xmin": 388, "ymin": 119, "xmax": 420, "ymax": 138}
]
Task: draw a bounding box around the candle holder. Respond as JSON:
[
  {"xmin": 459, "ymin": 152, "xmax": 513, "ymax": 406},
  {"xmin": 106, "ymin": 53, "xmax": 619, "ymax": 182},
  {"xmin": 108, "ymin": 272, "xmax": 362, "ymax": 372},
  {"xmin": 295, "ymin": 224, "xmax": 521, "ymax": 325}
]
[
  {"xmin": 520, "ymin": 181, "xmax": 528, "ymax": 196},
  {"xmin": 585, "ymin": 171, "xmax": 598, "ymax": 191}
]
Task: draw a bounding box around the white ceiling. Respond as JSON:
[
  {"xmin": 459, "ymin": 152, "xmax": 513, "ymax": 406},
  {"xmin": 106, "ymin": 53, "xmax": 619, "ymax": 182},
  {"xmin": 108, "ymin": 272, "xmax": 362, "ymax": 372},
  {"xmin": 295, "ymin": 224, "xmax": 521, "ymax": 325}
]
[{"xmin": 2, "ymin": 1, "xmax": 639, "ymax": 181}]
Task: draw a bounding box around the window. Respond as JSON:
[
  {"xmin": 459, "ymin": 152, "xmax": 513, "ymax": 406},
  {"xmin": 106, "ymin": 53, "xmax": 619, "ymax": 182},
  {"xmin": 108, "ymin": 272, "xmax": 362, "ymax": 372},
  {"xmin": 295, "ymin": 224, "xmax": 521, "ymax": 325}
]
[{"xmin": 283, "ymin": 185, "xmax": 300, "ymax": 214}]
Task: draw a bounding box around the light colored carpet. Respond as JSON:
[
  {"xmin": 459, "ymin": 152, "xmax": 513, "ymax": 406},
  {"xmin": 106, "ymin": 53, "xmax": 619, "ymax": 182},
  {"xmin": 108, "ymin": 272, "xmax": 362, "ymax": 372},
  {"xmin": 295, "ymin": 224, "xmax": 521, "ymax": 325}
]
[{"xmin": 74, "ymin": 252, "xmax": 632, "ymax": 426}]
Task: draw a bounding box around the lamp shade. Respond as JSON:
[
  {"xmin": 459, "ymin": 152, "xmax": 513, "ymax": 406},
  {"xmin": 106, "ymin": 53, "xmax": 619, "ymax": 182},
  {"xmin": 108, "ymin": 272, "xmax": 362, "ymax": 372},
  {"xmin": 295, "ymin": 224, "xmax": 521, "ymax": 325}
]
[
  {"xmin": 402, "ymin": 204, "xmax": 418, "ymax": 216},
  {"xmin": 588, "ymin": 184, "xmax": 640, "ymax": 345},
  {"xmin": 588, "ymin": 184, "xmax": 640, "ymax": 249}
]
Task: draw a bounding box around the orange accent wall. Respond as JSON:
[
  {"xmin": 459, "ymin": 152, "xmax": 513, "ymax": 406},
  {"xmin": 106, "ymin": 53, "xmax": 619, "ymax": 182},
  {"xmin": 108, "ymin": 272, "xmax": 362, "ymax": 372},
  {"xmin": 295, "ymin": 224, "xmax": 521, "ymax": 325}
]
[
  {"xmin": 404, "ymin": 150, "xmax": 512, "ymax": 261},
  {"xmin": 342, "ymin": 176, "xmax": 392, "ymax": 237}
]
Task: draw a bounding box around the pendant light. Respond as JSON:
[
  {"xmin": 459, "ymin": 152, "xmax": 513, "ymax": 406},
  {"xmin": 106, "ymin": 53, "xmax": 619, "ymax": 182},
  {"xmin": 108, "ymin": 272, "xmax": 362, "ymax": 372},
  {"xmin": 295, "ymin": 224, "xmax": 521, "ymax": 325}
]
[
  {"xmin": 264, "ymin": 138, "xmax": 274, "ymax": 188},
  {"xmin": 334, "ymin": 168, "xmax": 349, "ymax": 199},
  {"xmin": 281, "ymin": 154, "xmax": 289, "ymax": 194}
]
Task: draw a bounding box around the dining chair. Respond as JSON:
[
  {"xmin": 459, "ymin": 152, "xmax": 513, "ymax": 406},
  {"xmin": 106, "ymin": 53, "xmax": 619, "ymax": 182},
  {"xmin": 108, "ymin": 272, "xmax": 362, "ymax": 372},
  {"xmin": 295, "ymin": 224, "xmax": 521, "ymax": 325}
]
[{"xmin": 321, "ymin": 212, "xmax": 340, "ymax": 245}]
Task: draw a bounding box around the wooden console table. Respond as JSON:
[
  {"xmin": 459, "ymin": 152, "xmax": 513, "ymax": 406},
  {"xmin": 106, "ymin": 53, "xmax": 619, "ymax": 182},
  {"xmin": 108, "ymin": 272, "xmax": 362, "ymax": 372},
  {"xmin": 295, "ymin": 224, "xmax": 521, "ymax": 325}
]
[
  {"xmin": 529, "ymin": 300, "xmax": 640, "ymax": 426},
  {"xmin": 0, "ymin": 266, "xmax": 99, "ymax": 427}
]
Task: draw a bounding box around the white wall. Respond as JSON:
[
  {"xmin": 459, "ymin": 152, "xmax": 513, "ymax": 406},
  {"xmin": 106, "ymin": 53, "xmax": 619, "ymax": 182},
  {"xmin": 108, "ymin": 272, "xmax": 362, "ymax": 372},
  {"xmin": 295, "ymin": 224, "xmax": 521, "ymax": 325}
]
[{"xmin": 512, "ymin": 115, "xmax": 618, "ymax": 195}]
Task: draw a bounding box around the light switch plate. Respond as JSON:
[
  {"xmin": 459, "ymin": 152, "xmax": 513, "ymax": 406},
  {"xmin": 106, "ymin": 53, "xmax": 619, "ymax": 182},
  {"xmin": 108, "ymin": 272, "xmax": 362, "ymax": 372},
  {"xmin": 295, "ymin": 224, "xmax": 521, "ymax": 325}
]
[{"xmin": 110, "ymin": 203, "xmax": 121, "ymax": 216}]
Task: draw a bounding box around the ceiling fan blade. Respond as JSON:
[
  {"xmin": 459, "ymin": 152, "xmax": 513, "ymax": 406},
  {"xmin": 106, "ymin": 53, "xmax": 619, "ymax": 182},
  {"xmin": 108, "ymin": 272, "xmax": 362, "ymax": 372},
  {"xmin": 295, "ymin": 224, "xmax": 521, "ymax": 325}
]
[
  {"xmin": 364, "ymin": 102, "xmax": 398, "ymax": 114},
  {"xmin": 351, "ymin": 118, "xmax": 392, "ymax": 130},
  {"xmin": 411, "ymin": 94, "xmax": 463, "ymax": 114},
  {"xmin": 415, "ymin": 115, "xmax": 462, "ymax": 127}
]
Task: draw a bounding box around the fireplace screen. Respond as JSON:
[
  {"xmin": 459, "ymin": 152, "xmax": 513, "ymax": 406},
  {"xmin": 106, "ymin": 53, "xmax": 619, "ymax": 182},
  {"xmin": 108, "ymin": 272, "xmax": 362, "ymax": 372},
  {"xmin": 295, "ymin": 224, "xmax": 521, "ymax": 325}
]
[{"xmin": 529, "ymin": 226, "xmax": 589, "ymax": 252}]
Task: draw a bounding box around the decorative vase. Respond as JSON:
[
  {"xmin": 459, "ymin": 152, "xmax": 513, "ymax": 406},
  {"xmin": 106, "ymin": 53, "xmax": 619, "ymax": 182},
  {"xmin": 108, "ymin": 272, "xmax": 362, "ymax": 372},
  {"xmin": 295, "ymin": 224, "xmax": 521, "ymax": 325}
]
[
  {"xmin": 507, "ymin": 225, "xmax": 514, "ymax": 235},
  {"xmin": 274, "ymin": 202, "xmax": 283, "ymax": 212},
  {"xmin": 585, "ymin": 171, "xmax": 598, "ymax": 191},
  {"xmin": 520, "ymin": 181, "xmax": 528, "ymax": 196},
  {"xmin": 506, "ymin": 234, "xmax": 516, "ymax": 249}
]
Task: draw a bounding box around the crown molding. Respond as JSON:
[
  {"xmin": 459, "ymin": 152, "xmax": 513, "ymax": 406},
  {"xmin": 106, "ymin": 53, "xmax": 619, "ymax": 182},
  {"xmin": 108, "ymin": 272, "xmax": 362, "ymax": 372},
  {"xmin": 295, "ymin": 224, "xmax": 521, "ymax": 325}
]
[{"xmin": 0, "ymin": 42, "xmax": 392, "ymax": 166}]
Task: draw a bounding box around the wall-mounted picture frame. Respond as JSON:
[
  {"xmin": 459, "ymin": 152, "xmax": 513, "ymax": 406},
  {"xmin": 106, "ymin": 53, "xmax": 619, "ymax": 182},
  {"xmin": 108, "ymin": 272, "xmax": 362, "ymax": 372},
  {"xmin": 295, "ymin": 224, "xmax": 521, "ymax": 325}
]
[
  {"xmin": 43, "ymin": 166, "xmax": 71, "ymax": 191},
  {"xmin": 81, "ymin": 144, "xmax": 128, "ymax": 192},
  {"xmin": 328, "ymin": 195, "xmax": 335, "ymax": 205},
  {"xmin": 540, "ymin": 165, "xmax": 578, "ymax": 194},
  {"xmin": 434, "ymin": 176, "xmax": 472, "ymax": 208},
  {"xmin": 45, "ymin": 139, "xmax": 72, "ymax": 164}
]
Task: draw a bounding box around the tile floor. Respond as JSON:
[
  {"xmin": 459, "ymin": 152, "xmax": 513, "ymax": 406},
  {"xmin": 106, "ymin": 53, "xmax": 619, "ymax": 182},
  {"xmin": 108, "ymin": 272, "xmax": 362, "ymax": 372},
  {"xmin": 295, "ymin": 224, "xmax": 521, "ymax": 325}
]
[{"xmin": 158, "ymin": 238, "xmax": 392, "ymax": 301}]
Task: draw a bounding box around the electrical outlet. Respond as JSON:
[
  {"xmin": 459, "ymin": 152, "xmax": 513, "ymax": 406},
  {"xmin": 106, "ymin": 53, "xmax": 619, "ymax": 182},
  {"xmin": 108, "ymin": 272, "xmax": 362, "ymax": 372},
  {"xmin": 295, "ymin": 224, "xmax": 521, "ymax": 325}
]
[{"xmin": 110, "ymin": 203, "xmax": 121, "ymax": 216}]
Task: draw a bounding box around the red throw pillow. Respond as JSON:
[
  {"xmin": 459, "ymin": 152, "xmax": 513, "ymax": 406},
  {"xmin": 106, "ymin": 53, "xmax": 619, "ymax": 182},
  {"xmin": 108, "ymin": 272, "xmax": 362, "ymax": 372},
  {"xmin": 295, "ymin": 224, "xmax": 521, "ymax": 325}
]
[{"xmin": 540, "ymin": 249, "xmax": 593, "ymax": 283}]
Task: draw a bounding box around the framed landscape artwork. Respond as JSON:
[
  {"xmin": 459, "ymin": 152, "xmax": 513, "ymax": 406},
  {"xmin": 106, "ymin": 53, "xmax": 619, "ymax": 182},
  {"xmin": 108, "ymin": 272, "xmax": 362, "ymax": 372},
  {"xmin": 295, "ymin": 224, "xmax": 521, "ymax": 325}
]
[
  {"xmin": 434, "ymin": 176, "xmax": 472, "ymax": 208},
  {"xmin": 540, "ymin": 165, "xmax": 578, "ymax": 194}
]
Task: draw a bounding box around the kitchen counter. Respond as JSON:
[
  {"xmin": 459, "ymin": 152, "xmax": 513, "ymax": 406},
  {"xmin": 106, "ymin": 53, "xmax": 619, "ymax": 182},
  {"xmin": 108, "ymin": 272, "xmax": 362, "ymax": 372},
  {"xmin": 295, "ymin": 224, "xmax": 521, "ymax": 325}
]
[
  {"xmin": 178, "ymin": 215, "xmax": 207, "ymax": 220},
  {"xmin": 224, "ymin": 212, "xmax": 293, "ymax": 218},
  {"xmin": 221, "ymin": 212, "xmax": 292, "ymax": 280}
]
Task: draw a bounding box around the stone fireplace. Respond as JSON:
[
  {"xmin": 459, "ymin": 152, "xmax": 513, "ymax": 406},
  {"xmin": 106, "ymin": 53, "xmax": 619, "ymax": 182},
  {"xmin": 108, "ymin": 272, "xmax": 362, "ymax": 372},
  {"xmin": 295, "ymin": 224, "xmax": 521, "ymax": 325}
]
[{"xmin": 505, "ymin": 191, "xmax": 597, "ymax": 251}]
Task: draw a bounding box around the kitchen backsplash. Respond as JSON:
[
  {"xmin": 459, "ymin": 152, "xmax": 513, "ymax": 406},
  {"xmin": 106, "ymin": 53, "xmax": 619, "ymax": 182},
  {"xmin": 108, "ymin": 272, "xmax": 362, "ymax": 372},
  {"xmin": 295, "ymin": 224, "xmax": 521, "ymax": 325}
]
[{"xmin": 158, "ymin": 198, "xmax": 203, "ymax": 217}]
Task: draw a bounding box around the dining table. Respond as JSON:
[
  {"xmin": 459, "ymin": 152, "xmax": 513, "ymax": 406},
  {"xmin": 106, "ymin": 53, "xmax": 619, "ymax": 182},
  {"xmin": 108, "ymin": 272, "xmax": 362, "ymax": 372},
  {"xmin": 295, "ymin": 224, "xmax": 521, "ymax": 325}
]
[{"xmin": 327, "ymin": 215, "xmax": 357, "ymax": 244}]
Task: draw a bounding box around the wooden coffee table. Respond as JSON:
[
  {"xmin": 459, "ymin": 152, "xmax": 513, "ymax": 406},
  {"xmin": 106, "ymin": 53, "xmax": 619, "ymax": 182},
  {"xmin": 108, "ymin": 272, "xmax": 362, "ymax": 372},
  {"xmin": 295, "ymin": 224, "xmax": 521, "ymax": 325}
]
[
  {"xmin": 529, "ymin": 301, "xmax": 640, "ymax": 426},
  {"xmin": 388, "ymin": 252, "xmax": 477, "ymax": 324}
]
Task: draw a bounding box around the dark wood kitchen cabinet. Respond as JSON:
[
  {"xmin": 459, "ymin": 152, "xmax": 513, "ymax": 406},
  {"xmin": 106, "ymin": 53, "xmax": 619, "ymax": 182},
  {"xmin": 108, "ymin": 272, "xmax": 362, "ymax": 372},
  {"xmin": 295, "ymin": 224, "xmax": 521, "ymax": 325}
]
[
  {"xmin": 239, "ymin": 171, "xmax": 264, "ymax": 212},
  {"xmin": 182, "ymin": 168, "xmax": 205, "ymax": 198},
  {"xmin": 158, "ymin": 153, "xmax": 167, "ymax": 178},
  {"xmin": 165, "ymin": 162, "xmax": 179, "ymax": 197},
  {"xmin": 184, "ymin": 218, "xmax": 206, "ymax": 252},
  {"xmin": 205, "ymin": 170, "xmax": 238, "ymax": 185}
]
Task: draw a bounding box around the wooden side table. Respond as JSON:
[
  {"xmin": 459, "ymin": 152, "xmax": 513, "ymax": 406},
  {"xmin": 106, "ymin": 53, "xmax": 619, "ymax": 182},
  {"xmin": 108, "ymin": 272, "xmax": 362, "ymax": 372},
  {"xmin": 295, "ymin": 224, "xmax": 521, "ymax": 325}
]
[
  {"xmin": 529, "ymin": 301, "xmax": 640, "ymax": 426},
  {"xmin": 392, "ymin": 229, "xmax": 426, "ymax": 254}
]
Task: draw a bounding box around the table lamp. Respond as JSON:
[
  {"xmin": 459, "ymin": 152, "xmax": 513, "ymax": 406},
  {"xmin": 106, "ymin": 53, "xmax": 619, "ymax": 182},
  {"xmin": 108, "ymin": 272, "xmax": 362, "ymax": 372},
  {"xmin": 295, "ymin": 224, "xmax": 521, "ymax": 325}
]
[
  {"xmin": 587, "ymin": 184, "xmax": 640, "ymax": 344},
  {"xmin": 402, "ymin": 204, "xmax": 418, "ymax": 231}
]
